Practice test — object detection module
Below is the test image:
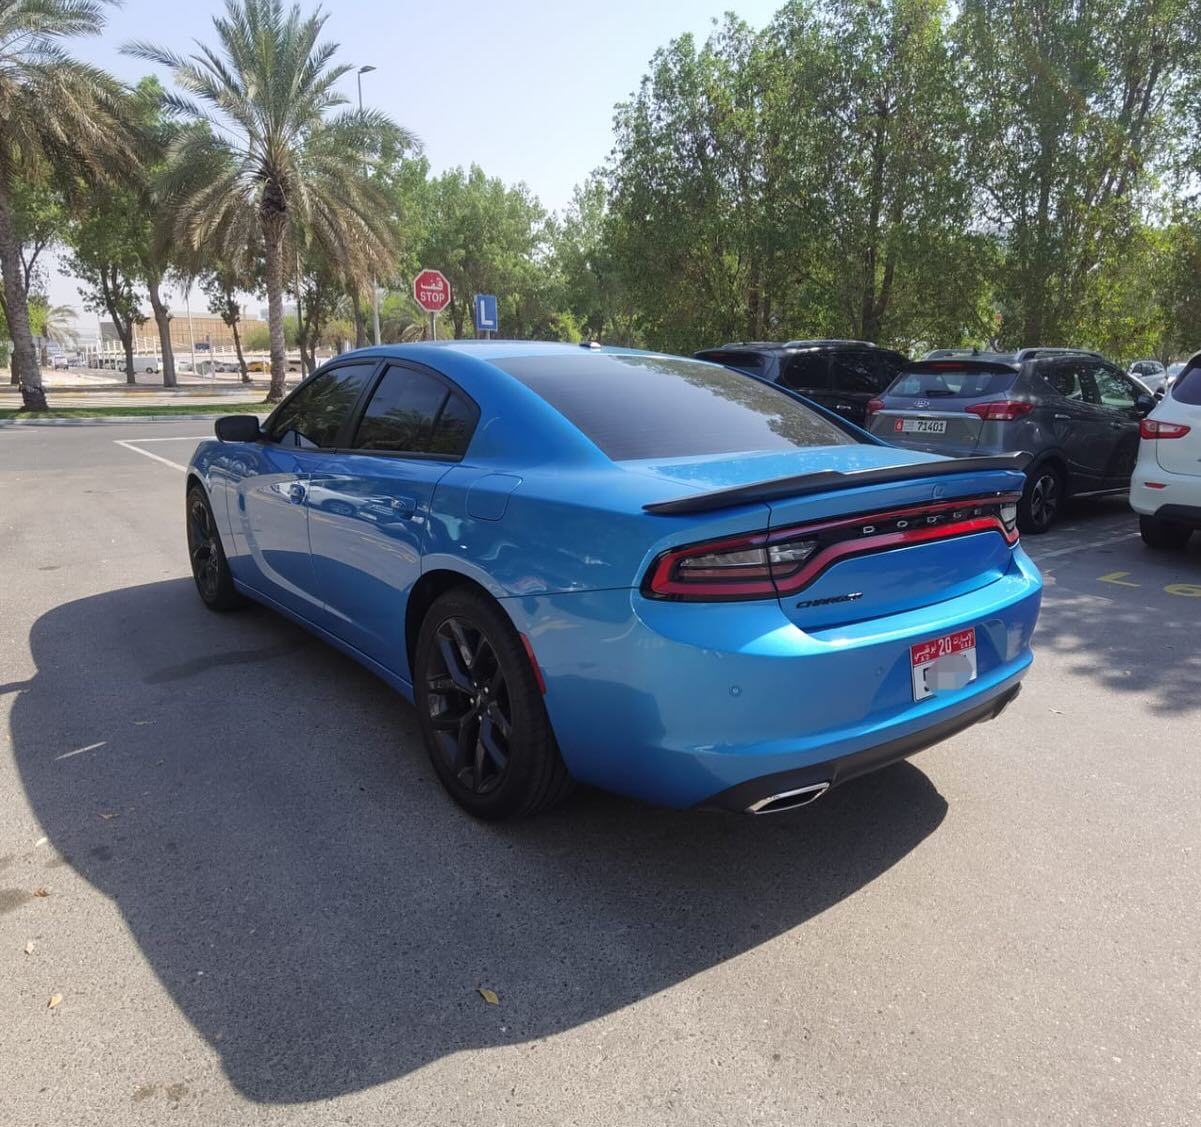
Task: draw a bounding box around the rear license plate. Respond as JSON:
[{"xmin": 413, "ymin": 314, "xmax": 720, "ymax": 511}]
[
  {"xmin": 911, "ymin": 628, "xmax": 977, "ymax": 700},
  {"xmin": 896, "ymin": 418, "xmax": 947, "ymax": 434}
]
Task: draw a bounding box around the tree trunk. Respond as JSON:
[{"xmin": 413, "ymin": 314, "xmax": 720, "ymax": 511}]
[
  {"xmin": 147, "ymin": 275, "xmax": 176, "ymax": 388},
  {"xmin": 0, "ymin": 177, "xmax": 47, "ymax": 410},
  {"xmin": 231, "ymin": 319, "xmax": 250, "ymax": 383},
  {"xmin": 351, "ymin": 289, "xmax": 367, "ymax": 348},
  {"xmin": 123, "ymin": 334, "xmax": 136, "ymax": 385},
  {"xmin": 262, "ymin": 218, "xmax": 288, "ymax": 401}
]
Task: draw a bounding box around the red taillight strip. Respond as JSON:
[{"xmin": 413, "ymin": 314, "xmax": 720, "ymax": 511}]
[
  {"xmin": 772, "ymin": 515, "xmax": 1012, "ymax": 596},
  {"xmin": 645, "ymin": 494, "xmax": 1020, "ymax": 601}
]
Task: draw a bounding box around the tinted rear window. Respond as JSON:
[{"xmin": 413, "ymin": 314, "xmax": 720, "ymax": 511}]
[
  {"xmin": 496, "ymin": 353, "xmax": 854, "ymax": 460},
  {"xmin": 1171, "ymin": 363, "xmax": 1201, "ymax": 405},
  {"xmin": 889, "ymin": 366, "xmax": 1016, "ymax": 399},
  {"xmin": 695, "ymin": 349, "xmax": 767, "ymax": 376}
]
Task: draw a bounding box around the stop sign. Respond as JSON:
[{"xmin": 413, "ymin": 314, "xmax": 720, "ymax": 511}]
[{"xmin": 413, "ymin": 269, "xmax": 452, "ymax": 314}]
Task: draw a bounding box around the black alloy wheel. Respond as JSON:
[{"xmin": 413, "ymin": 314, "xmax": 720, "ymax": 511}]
[
  {"xmin": 1019, "ymin": 465, "xmax": 1063, "ymax": 534},
  {"xmin": 426, "ymin": 616, "xmax": 514, "ymax": 797},
  {"xmin": 415, "ymin": 589, "xmax": 572, "ymax": 819},
  {"xmin": 186, "ymin": 485, "xmax": 243, "ymax": 611}
]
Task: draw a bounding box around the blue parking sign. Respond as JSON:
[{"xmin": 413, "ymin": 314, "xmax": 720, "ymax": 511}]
[{"xmin": 474, "ymin": 294, "xmax": 498, "ymax": 334}]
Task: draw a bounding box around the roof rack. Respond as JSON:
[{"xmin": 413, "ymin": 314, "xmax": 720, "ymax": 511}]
[
  {"xmin": 1013, "ymin": 347, "xmax": 1104, "ymax": 361},
  {"xmin": 782, "ymin": 338, "xmax": 876, "ymax": 349}
]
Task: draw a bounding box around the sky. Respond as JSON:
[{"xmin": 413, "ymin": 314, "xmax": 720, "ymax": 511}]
[{"xmin": 49, "ymin": 0, "xmax": 782, "ymax": 323}]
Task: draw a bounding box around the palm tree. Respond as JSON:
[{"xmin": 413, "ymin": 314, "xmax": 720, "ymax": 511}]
[
  {"xmin": 0, "ymin": 0, "xmax": 140, "ymax": 411},
  {"xmin": 127, "ymin": 0, "xmax": 413, "ymax": 401}
]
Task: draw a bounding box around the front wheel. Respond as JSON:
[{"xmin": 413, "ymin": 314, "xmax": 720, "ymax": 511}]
[
  {"xmin": 1139, "ymin": 515, "xmax": 1193, "ymax": 550},
  {"xmin": 1018, "ymin": 464, "xmax": 1064, "ymax": 534},
  {"xmin": 186, "ymin": 485, "xmax": 244, "ymax": 611},
  {"xmin": 414, "ymin": 589, "xmax": 572, "ymax": 819}
]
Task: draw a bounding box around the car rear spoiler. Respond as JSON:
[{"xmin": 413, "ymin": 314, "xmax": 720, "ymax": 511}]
[{"xmin": 643, "ymin": 453, "xmax": 1033, "ymax": 515}]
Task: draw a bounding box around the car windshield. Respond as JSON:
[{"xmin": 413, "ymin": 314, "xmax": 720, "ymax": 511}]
[
  {"xmin": 495, "ymin": 352, "xmax": 856, "ymax": 460},
  {"xmin": 888, "ymin": 366, "xmax": 1017, "ymax": 399}
]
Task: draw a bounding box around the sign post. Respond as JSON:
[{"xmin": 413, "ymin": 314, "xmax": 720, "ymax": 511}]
[
  {"xmin": 413, "ymin": 269, "xmax": 452, "ymax": 340},
  {"xmin": 474, "ymin": 294, "xmax": 499, "ymax": 339}
]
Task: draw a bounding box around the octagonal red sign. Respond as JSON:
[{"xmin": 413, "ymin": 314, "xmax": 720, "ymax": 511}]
[{"xmin": 413, "ymin": 269, "xmax": 452, "ymax": 313}]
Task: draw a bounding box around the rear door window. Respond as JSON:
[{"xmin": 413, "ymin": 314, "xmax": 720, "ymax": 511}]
[
  {"xmin": 696, "ymin": 350, "xmax": 767, "ymax": 377},
  {"xmin": 496, "ymin": 353, "xmax": 854, "ymax": 460},
  {"xmin": 351, "ymin": 365, "xmax": 478, "ymax": 457},
  {"xmin": 889, "ymin": 365, "xmax": 1016, "ymax": 399},
  {"xmin": 830, "ymin": 351, "xmax": 888, "ymax": 394},
  {"xmin": 266, "ymin": 363, "xmax": 376, "ymax": 448},
  {"xmin": 1087, "ymin": 365, "xmax": 1139, "ymax": 410},
  {"xmin": 780, "ymin": 352, "xmax": 829, "ymax": 392}
]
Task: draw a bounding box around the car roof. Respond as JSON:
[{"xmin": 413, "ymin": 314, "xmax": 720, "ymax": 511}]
[{"xmin": 699, "ymin": 339, "xmax": 886, "ymax": 353}]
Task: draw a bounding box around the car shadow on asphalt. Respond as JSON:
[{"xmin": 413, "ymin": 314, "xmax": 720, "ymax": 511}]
[{"xmin": 11, "ymin": 579, "xmax": 947, "ymax": 1103}]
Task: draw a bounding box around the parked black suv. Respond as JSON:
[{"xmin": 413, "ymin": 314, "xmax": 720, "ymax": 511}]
[{"xmin": 695, "ymin": 340, "xmax": 909, "ymax": 427}]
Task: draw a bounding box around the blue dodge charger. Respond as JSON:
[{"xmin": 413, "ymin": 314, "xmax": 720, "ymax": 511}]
[{"xmin": 186, "ymin": 342, "xmax": 1042, "ymax": 818}]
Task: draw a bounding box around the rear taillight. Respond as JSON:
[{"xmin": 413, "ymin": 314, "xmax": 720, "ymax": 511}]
[
  {"xmin": 1140, "ymin": 419, "xmax": 1191, "ymax": 439},
  {"xmin": 644, "ymin": 495, "xmax": 1021, "ymax": 602},
  {"xmin": 966, "ymin": 401, "xmax": 1034, "ymax": 422},
  {"xmin": 866, "ymin": 398, "xmax": 884, "ymax": 415},
  {"xmin": 644, "ymin": 532, "xmax": 819, "ymax": 600}
]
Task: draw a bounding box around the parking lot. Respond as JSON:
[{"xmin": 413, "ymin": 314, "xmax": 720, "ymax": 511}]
[{"xmin": 1, "ymin": 420, "xmax": 1199, "ymax": 1126}]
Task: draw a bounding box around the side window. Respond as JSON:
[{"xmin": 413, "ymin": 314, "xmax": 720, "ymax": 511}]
[
  {"xmin": 266, "ymin": 364, "xmax": 375, "ymax": 448},
  {"xmin": 1048, "ymin": 362, "xmax": 1086, "ymax": 402},
  {"xmin": 780, "ymin": 352, "xmax": 829, "ymax": 392},
  {"xmin": 830, "ymin": 351, "xmax": 884, "ymax": 394},
  {"xmin": 1091, "ymin": 366, "xmax": 1139, "ymax": 410},
  {"xmin": 352, "ymin": 365, "xmax": 477, "ymax": 457}
]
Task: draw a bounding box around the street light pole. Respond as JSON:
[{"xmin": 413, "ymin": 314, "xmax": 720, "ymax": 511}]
[{"xmin": 358, "ymin": 64, "xmax": 382, "ymax": 347}]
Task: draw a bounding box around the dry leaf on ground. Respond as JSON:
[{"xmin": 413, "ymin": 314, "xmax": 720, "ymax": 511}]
[
  {"xmin": 478, "ymin": 987, "xmax": 500, "ymax": 1005},
  {"xmin": 24, "ymin": 941, "xmax": 35, "ymax": 955},
  {"xmin": 98, "ymin": 812, "xmax": 120, "ymax": 821},
  {"xmin": 33, "ymin": 887, "xmax": 49, "ymax": 897},
  {"xmin": 48, "ymin": 994, "xmax": 62, "ymax": 1009}
]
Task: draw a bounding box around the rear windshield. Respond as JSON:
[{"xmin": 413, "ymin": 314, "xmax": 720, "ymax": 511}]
[
  {"xmin": 888, "ymin": 366, "xmax": 1017, "ymax": 399},
  {"xmin": 694, "ymin": 349, "xmax": 767, "ymax": 376},
  {"xmin": 1171, "ymin": 362, "xmax": 1201, "ymax": 405},
  {"xmin": 496, "ymin": 353, "xmax": 855, "ymax": 461}
]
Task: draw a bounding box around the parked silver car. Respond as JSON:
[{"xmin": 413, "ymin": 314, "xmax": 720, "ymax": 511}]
[{"xmin": 867, "ymin": 348, "xmax": 1155, "ymax": 532}]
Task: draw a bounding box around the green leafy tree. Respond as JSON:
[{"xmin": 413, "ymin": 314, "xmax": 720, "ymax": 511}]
[
  {"xmin": 128, "ymin": 0, "xmax": 414, "ymax": 400},
  {"xmin": 3, "ymin": 176, "xmax": 66, "ymax": 384},
  {"xmin": 0, "ymin": 0, "xmax": 141, "ymax": 410},
  {"xmin": 200, "ymin": 257, "xmax": 260, "ymax": 382},
  {"xmin": 957, "ymin": 0, "xmax": 1200, "ymax": 346}
]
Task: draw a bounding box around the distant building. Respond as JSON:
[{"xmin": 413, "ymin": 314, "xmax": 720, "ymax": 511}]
[{"xmin": 98, "ymin": 313, "xmax": 267, "ymax": 354}]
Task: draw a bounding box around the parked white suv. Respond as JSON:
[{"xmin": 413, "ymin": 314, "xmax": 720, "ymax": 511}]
[{"xmin": 1130, "ymin": 351, "xmax": 1201, "ymax": 549}]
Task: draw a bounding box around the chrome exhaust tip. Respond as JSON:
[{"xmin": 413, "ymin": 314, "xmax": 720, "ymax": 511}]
[{"xmin": 745, "ymin": 781, "xmax": 830, "ymax": 814}]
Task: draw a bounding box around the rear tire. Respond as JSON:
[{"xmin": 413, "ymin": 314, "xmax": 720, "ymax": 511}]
[
  {"xmin": 1139, "ymin": 515, "xmax": 1192, "ymax": 550},
  {"xmin": 1018, "ymin": 464, "xmax": 1064, "ymax": 534},
  {"xmin": 186, "ymin": 485, "xmax": 245, "ymax": 611},
  {"xmin": 414, "ymin": 589, "xmax": 573, "ymax": 820}
]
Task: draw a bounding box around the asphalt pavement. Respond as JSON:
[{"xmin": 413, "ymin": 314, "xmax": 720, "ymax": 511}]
[{"xmin": 1, "ymin": 422, "xmax": 1198, "ymax": 1127}]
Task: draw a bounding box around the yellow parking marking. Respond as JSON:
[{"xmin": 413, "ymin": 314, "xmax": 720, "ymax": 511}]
[
  {"xmin": 1164, "ymin": 583, "xmax": 1201, "ymax": 598},
  {"xmin": 1097, "ymin": 571, "xmax": 1140, "ymax": 588}
]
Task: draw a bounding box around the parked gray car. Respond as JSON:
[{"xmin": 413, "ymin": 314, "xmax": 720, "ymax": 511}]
[{"xmin": 866, "ymin": 348, "xmax": 1155, "ymax": 532}]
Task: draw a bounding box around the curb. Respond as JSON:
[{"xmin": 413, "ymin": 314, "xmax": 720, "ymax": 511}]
[{"xmin": 0, "ymin": 412, "xmax": 270, "ymax": 428}]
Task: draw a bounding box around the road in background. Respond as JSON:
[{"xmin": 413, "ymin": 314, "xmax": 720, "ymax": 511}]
[{"xmin": 1, "ymin": 423, "xmax": 1198, "ymax": 1126}]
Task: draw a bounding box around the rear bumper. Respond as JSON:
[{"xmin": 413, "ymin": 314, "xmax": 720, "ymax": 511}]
[
  {"xmin": 1129, "ymin": 463, "xmax": 1201, "ymax": 522},
  {"xmin": 701, "ymin": 683, "xmax": 1021, "ymax": 812},
  {"xmin": 501, "ymin": 549, "xmax": 1042, "ymax": 809}
]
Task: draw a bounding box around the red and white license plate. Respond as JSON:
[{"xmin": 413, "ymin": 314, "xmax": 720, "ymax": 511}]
[{"xmin": 911, "ymin": 628, "xmax": 977, "ymax": 700}]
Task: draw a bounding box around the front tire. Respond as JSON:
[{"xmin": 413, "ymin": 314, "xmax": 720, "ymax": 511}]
[
  {"xmin": 1018, "ymin": 463, "xmax": 1064, "ymax": 534},
  {"xmin": 414, "ymin": 589, "xmax": 573, "ymax": 819},
  {"xmin": 186, "ymin": 485, "xmax": 244, "ymax": 611},
  {"xmin": 1139, "ymin": 515, "xmax": 1192, "ymax": 550}
]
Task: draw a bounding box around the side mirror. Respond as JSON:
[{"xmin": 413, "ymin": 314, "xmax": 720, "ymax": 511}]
[
  {"xmin": 215, "ymin": 414, "xmax": 262, "ymax": 442},
  {"xmin": 1134, "ymin": 393, "xmax": 1155, "ymax": 417}
]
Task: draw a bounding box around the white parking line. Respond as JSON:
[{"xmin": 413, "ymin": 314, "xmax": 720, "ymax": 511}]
[
  {"xmin": 120, "ymin": 436, "xmax": 209, "ymax": 443},
  {"xmin": 114, "ymin": 439, "xmax": 188, "ymax": 472},
  {"xmin": 1029, "ymin": 531, "xmax": 1140, "ymax": 561}
]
